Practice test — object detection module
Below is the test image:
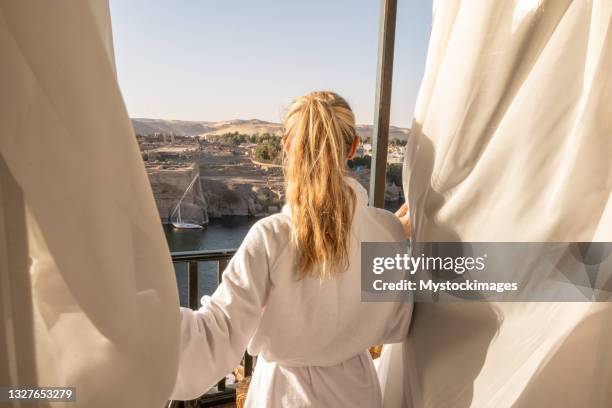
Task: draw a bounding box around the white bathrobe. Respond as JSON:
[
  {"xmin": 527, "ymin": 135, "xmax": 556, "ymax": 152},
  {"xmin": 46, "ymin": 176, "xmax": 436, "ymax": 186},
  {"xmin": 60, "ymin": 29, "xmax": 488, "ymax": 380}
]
[{"xmin": 170, "ymin": 177, "xmax": 412, "ymax": 407}]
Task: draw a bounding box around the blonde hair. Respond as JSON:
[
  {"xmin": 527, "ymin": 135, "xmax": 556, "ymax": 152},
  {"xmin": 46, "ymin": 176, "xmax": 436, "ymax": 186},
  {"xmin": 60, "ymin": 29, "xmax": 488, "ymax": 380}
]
[{"xmin": 283, "ymin": 91, "xmax": 357, "ymax": 279}]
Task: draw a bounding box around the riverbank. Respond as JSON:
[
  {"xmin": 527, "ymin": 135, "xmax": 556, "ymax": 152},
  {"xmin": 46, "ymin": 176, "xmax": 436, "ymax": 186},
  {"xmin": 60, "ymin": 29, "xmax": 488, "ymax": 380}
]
[{"xmin": 140, "ymin": 135, "xmax": 404, "ymax": 227}]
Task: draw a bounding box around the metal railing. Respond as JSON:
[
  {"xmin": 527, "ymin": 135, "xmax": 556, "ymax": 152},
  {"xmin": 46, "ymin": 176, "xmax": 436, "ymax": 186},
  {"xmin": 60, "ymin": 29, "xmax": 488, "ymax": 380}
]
[{"xmin": 169, "ymin": 248, "xmax": 254, "ymax": 407}]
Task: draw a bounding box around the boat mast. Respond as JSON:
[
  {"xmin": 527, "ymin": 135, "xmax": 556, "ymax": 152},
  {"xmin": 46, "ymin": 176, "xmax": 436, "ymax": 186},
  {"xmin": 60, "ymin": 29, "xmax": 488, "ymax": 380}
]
[{"xmin": 170, "ymin": 174, "xmax": 199, "ymax": 223}]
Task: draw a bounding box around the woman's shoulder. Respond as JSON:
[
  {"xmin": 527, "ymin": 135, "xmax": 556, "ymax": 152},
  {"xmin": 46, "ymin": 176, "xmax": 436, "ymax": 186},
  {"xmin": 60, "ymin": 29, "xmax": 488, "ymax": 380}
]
[
  {"xmin": 359, "ymin": 206, "xmax": 406, "ymax": 242},
  {"xmin": 251, "ymin": 212, "xmax": 292, "ymax": 237},
  {"xmin": 241, "ymin": 213, "xmax": 293, "ymax": 263}
]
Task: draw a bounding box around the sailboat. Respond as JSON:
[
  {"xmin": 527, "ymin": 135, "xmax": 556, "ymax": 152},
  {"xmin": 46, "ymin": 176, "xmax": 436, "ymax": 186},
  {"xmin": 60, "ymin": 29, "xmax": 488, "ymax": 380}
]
[{"xmin": 170, "ymin": 174, "xmax": 204, "ymax": 230}]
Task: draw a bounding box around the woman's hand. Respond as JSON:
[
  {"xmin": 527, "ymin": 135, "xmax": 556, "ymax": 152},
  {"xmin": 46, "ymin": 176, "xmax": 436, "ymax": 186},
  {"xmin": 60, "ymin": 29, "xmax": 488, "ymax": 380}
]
[{"xmin": 394, "ymin": 202, "xmax": 411, "ymax": 239}]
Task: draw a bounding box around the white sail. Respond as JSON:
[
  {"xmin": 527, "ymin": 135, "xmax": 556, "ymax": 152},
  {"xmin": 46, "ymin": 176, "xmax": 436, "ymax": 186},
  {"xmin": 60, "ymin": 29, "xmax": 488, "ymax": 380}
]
[{"xmin": 170, "ymin": 174, "xmax": 204, "ymax": 229}]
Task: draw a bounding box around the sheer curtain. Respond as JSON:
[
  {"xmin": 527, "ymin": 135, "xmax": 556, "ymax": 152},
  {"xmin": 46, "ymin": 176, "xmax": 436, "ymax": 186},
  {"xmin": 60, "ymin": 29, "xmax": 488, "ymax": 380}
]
[
  {"xmin": 380, "ymin": 0, "xmax": 612, "ymax": 406},
  {"xmin": 0, "ymin": 1, "xmax": 180, "ymax": 407}
]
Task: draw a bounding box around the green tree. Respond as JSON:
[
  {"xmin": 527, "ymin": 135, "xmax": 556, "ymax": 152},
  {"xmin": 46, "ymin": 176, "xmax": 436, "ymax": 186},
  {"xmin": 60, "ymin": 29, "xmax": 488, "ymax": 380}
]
[{"xmin": 253, "ymin": 137, "xmax": 282, "ymax": 162}]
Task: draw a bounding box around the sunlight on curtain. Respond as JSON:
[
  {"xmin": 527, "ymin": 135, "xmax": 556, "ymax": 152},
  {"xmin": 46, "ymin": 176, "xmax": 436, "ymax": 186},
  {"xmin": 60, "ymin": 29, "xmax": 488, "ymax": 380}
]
[
  {"xmin": 0, "ymin": 1, "xmax": 180, "ymax": 407},
  {"xmin": 379, "ymin": 0, "xmax": 612, "ymax": 406}
]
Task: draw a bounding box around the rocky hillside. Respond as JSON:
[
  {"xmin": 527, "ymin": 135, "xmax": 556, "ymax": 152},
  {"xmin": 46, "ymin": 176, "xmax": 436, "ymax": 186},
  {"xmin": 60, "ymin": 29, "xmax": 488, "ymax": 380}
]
[
  {"xmin": 146, "ymin": 163, "xmax": 208, "ymax": 224},
  {"xmin": 132, "ymin": 118, "xmax": 410, "ymax": 142}
]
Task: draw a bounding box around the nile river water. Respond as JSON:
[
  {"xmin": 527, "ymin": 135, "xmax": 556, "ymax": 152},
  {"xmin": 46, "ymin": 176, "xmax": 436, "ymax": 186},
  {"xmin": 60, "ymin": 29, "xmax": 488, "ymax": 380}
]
[{"xmin": 165, "ymin": 216, "xmax": 260, "ymax": 306}]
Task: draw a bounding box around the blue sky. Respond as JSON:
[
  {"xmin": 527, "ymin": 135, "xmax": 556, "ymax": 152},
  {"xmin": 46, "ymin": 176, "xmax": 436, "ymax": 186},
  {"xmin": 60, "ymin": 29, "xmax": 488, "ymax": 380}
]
[{"xmin": 110, "ymin": 0, "xmax": 432, "ymax": 128}]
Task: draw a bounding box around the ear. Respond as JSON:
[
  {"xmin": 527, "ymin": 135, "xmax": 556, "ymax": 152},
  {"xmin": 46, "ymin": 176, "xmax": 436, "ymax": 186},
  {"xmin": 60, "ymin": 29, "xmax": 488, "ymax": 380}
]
[{"xmin": 347, "ymin": 136, "xmax": 360, "ymax": 160}]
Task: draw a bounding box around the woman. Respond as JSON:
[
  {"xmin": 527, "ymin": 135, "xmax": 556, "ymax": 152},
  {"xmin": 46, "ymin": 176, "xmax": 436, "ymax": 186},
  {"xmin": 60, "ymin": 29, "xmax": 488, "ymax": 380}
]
[{"xmin": 171, "ymin": 91, "xmax": 412, "ymax": 407}]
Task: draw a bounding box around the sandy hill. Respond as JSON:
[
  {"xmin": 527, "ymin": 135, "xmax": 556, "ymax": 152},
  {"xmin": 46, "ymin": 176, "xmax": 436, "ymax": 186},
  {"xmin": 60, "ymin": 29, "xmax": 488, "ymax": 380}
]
[
  {"xmin": 132, "ymin": 118, "xmax": 216, "ymax": 136},
  {"xmin": 356, "ymin": 124, "xmax": 411, "ymax": 142},
  {"xmin": 132, "ymin": 118, "xmax": 410, "ymax": 141}
]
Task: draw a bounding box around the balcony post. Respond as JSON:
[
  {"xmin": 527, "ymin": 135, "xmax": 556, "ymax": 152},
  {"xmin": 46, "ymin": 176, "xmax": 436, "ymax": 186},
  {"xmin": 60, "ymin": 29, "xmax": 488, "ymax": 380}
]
[
  {"xmin": 218, "ymin": 259, "xmax": 228, "ymax": 284},
  {"xmin": 244, "ymin": 354, "xmax": 253, "ymax": 377},
  {"xmin": 188, "ymin": 261, "xmax": 198, "ymax": 310},
  {"xmin": 369, "ymin": 0, "xmax": 397, "ymax": 208},
  {"xmin": 217, "ymin": 258, "xmax": 229, "ymax": 390}
]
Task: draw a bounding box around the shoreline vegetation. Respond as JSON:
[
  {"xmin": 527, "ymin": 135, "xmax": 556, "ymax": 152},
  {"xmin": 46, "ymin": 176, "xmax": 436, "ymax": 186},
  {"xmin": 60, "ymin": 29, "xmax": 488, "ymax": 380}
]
[{"xmin": 134, "ymin": 118, "xmax": 407, "ymax": 225}]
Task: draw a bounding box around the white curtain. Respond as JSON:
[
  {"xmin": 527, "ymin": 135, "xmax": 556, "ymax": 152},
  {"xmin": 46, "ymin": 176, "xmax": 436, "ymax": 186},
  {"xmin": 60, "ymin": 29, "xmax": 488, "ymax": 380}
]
[
  {"xmin": 381, "ymin": 0, "xmax": 612, "ymax": 406},
  {"xmin": 0, "ymin": 1, "xmax": 180, "ymax": 407}
]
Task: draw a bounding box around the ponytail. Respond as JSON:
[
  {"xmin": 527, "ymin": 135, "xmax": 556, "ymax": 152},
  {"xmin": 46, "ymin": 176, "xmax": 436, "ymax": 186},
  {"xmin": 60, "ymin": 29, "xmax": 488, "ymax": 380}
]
[{"xmin": 283, "ymin": 91, "xmax": 357, "ymax": 279}]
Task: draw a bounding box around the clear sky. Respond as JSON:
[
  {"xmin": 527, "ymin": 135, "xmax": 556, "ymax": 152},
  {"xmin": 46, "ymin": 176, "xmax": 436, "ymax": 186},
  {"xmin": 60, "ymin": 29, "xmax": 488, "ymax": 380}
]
[{"xmin": 109, "ymin": 0, "xmax": 432, "ymax": 128}]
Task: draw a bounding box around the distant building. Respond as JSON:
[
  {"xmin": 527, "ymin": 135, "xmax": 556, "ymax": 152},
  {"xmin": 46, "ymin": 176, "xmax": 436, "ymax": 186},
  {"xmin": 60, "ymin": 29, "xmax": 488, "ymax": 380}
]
[{"xmin": 387, "ymin": 145, "xmax": 405, "ymax": 164}]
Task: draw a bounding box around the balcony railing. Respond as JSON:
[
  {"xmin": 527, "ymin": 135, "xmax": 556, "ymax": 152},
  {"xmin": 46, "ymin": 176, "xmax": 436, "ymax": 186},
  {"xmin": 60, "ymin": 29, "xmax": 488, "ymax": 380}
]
[{"xmin": 168, "ymin": 249, "xmax": 254, "ymax": 408}]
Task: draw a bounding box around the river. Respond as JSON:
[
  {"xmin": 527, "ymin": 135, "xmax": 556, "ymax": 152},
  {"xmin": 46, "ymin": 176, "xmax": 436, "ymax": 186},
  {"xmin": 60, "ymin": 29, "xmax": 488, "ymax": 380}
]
[{"xmin": 165, "ymin": 216, "xmax": 260, "ymax": 306}]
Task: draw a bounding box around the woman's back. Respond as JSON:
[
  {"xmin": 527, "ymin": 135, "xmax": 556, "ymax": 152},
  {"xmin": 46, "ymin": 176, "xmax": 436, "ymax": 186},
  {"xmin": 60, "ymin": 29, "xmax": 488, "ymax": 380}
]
[
  {"xmin": 170, "ymin": 92, "xmax": 412, "ymax": 407},
  {"xmin": 251, "ymin": 177, "xmax": 411, "ymax": 367}
]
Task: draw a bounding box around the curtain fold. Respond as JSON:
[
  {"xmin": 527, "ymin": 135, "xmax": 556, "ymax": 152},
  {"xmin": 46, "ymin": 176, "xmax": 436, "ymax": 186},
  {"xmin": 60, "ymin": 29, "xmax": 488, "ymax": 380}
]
[
  {"xmin": 0, "ymin": 1, "xmax": 180, "ymax": 407},
  {"xmin": 381, "ymin": 0, "xmax": 612, "ymax": 406}
]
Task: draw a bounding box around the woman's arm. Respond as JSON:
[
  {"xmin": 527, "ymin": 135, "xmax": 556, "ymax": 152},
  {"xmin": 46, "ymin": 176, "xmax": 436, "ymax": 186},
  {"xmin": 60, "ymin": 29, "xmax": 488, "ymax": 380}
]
[{"xmin": 170, "ymin": 222, "xmax": 271, "ymax": 401}]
